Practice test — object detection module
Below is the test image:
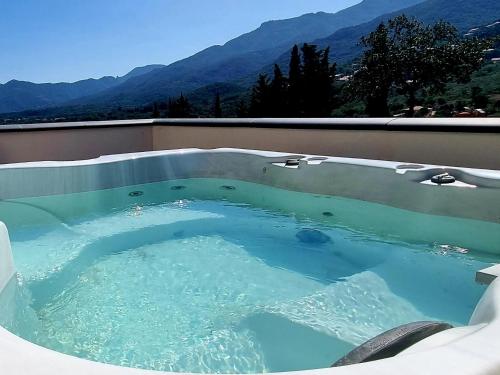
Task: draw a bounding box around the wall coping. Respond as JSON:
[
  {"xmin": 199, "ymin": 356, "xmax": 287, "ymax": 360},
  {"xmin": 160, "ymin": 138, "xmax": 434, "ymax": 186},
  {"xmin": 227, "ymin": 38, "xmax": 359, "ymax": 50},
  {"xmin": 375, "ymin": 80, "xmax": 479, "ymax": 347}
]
[{"xmin": 1, "ymin": 118, "xmax": 500, "ymax": 132}]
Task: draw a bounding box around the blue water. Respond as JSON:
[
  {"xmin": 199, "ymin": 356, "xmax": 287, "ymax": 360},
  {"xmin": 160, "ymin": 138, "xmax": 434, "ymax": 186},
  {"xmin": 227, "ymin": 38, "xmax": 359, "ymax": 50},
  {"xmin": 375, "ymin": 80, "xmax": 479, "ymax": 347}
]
[{"xmin": 0, "ymin": 179, "xmax": 494, "ymax": 373}]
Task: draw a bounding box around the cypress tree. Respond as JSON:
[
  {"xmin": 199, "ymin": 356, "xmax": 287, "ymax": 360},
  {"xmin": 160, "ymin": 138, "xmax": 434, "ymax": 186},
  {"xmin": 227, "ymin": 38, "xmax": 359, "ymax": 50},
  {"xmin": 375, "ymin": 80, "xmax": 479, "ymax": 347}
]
[
  {"xmin": 270, "ymin": 64, "xmax": 287, "ymax": 117},
  {"xmin": 318, "ymin": 47, "xmax": 334, "ymax": 116},
  {"xmin": 248, "ymin": 44, "xmax": 336, "ymax": 118},
  {"xmin": 288, "ymin": 45, "xmax": 302, "ymax": 116},
  {"xmin": 329, "ymin": 61, "xmax": 338, "ymax": 112},
  {"xmin": 168, "ymin": 94, "xmax": 192, "ymax": 118},
  {"xmin": 177, "ymin": 94, "xmax": 192, "ymax": 118},
  {"xmin": 152, "ymin": 102, "xmax": 160, "ymax": 118},
  {"xmin": 250, "ymin": 74, "xmax": 271, "ymax": 117},
  {"xmin": 167, "ymin": 98, "xmax": 174, "ymax": 117},
  {"xmin": 301, "ymin": 44, "xmax": 322, "ymax": 117},
  {"xmin": 213, "ymin": 92, "xmax": 222, "ymax": 118}
]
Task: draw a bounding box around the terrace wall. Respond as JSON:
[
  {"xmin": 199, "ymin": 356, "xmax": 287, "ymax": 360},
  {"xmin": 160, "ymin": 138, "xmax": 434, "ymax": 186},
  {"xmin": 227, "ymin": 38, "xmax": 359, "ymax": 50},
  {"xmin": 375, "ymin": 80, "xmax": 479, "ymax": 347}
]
[{"xmin": 0, "ymin": 123, "xmax": 153, "ymax": 164}]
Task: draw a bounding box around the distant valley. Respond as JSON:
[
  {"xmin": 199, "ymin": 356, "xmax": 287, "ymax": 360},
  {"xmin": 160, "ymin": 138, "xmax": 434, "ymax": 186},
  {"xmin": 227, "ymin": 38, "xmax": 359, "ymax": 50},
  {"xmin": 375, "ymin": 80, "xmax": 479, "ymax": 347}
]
[{"xmin": 0, "ymin": 65, "xmax": 164, "ymax": 114}]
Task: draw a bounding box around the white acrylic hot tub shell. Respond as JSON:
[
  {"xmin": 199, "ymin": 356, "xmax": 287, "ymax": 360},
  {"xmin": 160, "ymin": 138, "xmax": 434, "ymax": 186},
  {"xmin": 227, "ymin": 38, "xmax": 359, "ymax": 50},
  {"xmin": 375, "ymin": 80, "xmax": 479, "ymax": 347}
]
[
  {"xmin": 0, "ymin": 223, "xmax": 14, "ymax": 293},
  {"xmin": 0, "ymin": 148, "xmax": 499, "ymax": 375}
]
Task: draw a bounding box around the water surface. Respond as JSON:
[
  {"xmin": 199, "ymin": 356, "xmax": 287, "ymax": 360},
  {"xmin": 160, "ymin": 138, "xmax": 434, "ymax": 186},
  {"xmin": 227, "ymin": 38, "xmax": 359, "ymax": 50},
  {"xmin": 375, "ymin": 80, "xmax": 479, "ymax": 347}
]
[{"xmin": 0, "ymin": 179, "xmax": 495, "ymax": 373}]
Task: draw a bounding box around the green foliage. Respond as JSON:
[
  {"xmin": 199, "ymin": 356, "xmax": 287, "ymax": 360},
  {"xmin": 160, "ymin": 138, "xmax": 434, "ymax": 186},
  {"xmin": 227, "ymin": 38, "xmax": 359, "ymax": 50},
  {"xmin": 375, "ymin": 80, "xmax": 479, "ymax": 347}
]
[
  {"xmin": 331, "ymin": 101, "xmax": 365, "ymax": 117},
  {"xmin": 168, "ymin": 94, "xmax": 192, "ymax": 118},
  {"xmin": 317, "ymin": 0, "xmax": 500, "ymax": 63},
  {"xmin": 349, "ymin": 23, "xmax": 392, "ymax": 116},
  {"xmin": 249, "ymin": 74, "xmax": 272, "ymax": 117},
  {"xmin": 152, "ymin": 102, "xmax": 160, "ymax": 118},
  {"xmin": 182, "ymin": 83, "xmax": 249, "ymax": 117},
  {"xmin": 249, "ymin": 44, "xmax": 336, "ymax": 117},
  {"xmin": 288, "ymin": 45, "xmax": 302, "ymax": 116},
  {"xmin": 213, "ymin": 92, "xmax": 223, "ymax": 118},
  {"xmin": 301, "ymin": 45, "xmax": 335, "ymax": 116},
  {"xmin": 270, "ymin": 65, "xmax": 288, "ymax": 117},
  {"xmin": 350, "ymin": 15, "xmax": 491, "ymax": 116},
  {"xmin": 236, "ymin": 100, "xmax": 249, "ymax": 118},
  {"xmin": 471, "ymin": 87, "xmax": 489, "ymax": 109},
  {"xmin": 441, "ymin": 63, "xmax": 500, "ymax": 115}
]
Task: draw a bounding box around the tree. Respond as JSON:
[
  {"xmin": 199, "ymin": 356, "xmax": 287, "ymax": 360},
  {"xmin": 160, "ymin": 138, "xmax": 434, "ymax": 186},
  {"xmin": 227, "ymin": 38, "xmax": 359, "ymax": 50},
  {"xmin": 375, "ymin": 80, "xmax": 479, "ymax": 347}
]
[
  {"xmin": 236, "ymin": 100, "xmax": 248, "ymax": 118},
  {"xmin": 350, "ymin": 23, "xmax": 392, "ymax": 116},
  {"xmin": 248, "ymin": 43, "xmax": 337, "ymax": 118},
  {"xmin": 351, "ymin": 15, "xmax": 491, "ymax": 117},
  {"xmin": 319, "ymin": 48, "xmax": 336, "ymax": 116},
  {"xmin": 249, "ymin": 74, "xmax": 272, "ymax": 117},
  {"xmin": 213, "ymin": 92, "xmax": 222, "ymax": 117},
  {"xmin": 152, "ymin": 102, "xmax": 160, "ymax": 118},
  {"xmin": 270, "ymin": 64, "xmax": 288, "ymax": 117},
  {"xmin": 301, "ymin": 44, "xmax": 321, "ymax": 116},
  {"xmin": 300, "ymin": 44, "xmax": 335, "ymax": 117},
  {"xmin": 168, "ymin": 94, "xmax": 192, "ymax": 118},
  {"xmin": 471, "ymin": 86, "xmax": 489, "ymax": 109},
  {"xmin": 288, "ymin": 45, "xmax": 302, "ymax": 117}
]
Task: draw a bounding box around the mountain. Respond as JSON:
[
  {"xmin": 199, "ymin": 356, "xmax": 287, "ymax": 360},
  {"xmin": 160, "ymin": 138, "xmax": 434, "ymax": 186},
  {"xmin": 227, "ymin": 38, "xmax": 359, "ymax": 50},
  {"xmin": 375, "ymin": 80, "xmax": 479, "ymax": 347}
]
[
  {"xmin": 466, "ymin": 19, "xmax": 500, "ymax": 59},
  {"xmin": 187, "ymin": 82, "xmax": 249, "ymax": 116},
  {"xmin": 465, "ymin": 19, "xmax": 500, "ymax": 40},
  {"xmin": 223, "ymin": 0, "xmax": 423, "ymax": 53},
  {"xmin": 314, "ymin": 0, "xmax": 500, "ymax": 62},
  {"xmin": 6, "ymin": 0, "xmax": 497, "ymax": 120},
  {"xmin": 0, "ymin": 77, "xmax": 115, "ymax": 114},
  {"xmin": 0, "ymin": 64, "xmax": 165, "ymax": 114},
  {"xmin": 260, "ymin": 0, "xmax": 500, "ymax": 84},
  {"xmin": 119, "ymin": 64, "xmax": 166, "ymax": 81},
  {"xmin": 56, "ymin": 0, "xmax": 424, "ymax": 110}
]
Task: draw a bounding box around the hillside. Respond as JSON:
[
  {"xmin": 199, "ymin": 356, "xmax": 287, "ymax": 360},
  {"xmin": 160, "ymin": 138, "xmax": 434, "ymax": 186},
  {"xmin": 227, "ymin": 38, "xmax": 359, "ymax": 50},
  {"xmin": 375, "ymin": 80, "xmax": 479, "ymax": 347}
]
[
  {"xmin": 0, "ymin": 64, "xmax": 165, "ymax": 114},
  {"xmin": 3, "ymin": 0, "xmax": 499, "ymax": 122},
  {"xmin": 223, "ymin": 0, "xmax": 423, "ymax": 53},
  {"xmin": 316, "ymin": 0, "xmax": 500, "ymax": 62},
  {"xmin": 0, "ymin": 77, "xmax": 117, "ymax": 114},
  {"xmin": 256, "ymin": 0, "xmax": 500, "ymax": 88},
  {"xmin": 55, "ymin": 0, "xmax": 423, "ymax": 110}
]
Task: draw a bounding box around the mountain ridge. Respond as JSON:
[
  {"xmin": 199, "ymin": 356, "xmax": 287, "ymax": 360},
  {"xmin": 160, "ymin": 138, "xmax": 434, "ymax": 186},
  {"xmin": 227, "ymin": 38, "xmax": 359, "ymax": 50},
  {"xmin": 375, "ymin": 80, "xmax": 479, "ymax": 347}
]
[
  {"xmin": 249, "ymin": 0, "xmax": 500, "ymax": 87},
  {"xmin": 4, "ymin": 0, "xmax": 496, "ymax": 118},
  {"xmin": 317, "ymin": 0, "xmax": 500, "ymax": 62},
  {"xmin": 21, "ymin": 0, "xmax": 423, "ymax": 112},
  {"xmin": 0, "ymin": 64, "xmax": 165, "ymax": 114}
]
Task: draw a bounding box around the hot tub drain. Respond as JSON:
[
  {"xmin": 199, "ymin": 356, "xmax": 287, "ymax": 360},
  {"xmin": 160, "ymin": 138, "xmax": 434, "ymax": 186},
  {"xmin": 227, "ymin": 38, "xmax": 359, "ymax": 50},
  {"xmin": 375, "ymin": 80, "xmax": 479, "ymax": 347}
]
[{"xmin": 129, "ymin": 191, "xmax": 144, "ymax": 197}]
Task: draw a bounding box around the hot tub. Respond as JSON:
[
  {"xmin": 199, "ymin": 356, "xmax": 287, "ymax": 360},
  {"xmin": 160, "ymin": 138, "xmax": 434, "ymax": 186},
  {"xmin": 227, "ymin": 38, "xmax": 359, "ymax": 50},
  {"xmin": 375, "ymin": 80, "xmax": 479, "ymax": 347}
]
[{"xmin": 0, "ymin": 148, "xmax": 499, "ymax": 375}]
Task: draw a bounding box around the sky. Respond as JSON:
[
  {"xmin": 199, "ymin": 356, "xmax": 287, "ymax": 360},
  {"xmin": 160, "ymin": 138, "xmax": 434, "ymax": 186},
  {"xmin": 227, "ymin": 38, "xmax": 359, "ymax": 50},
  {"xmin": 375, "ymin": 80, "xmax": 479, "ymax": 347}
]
[{"xmin": 0, "ymin": 0, "xmax": 358, "ymax": 83}]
